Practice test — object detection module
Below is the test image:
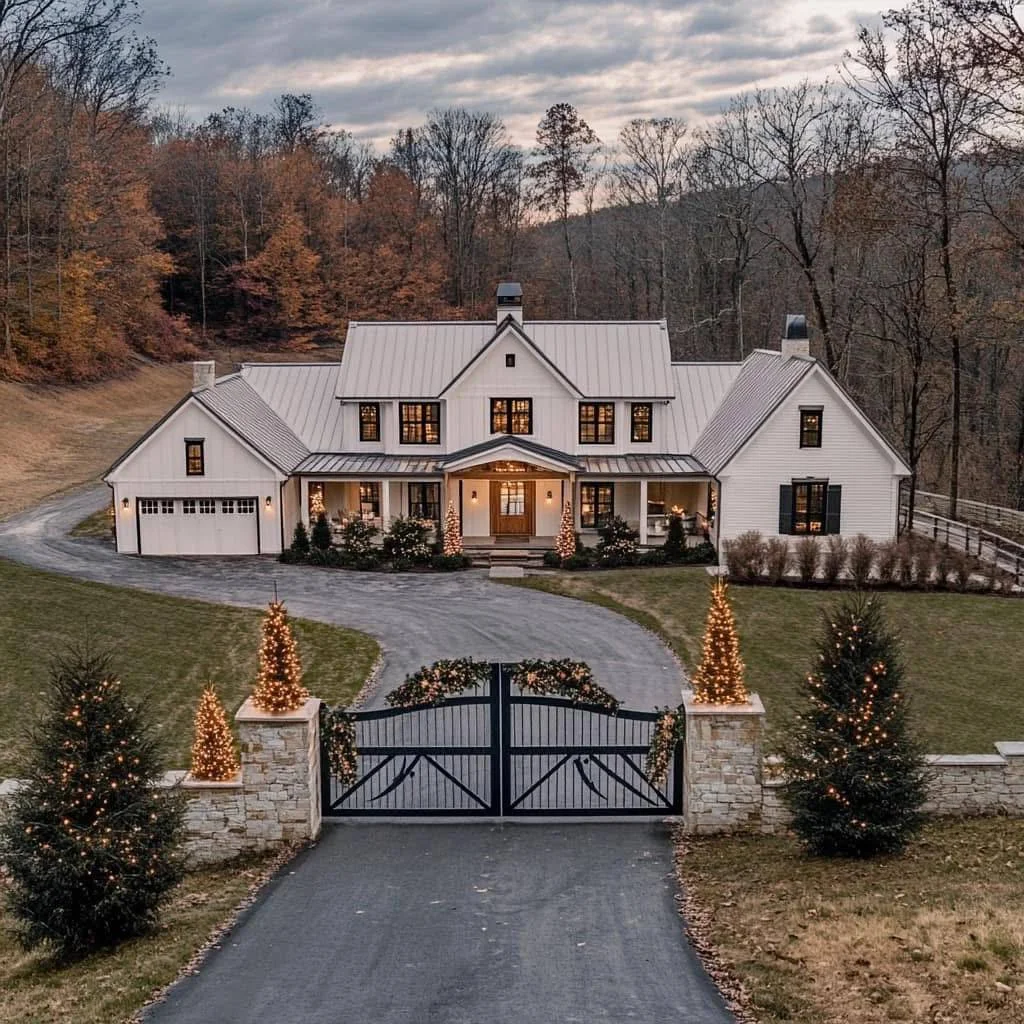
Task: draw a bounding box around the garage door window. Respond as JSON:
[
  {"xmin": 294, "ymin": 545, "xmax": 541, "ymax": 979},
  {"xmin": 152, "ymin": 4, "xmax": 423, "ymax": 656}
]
[
  {"xmin": 199, "ymin": 499, "xmax": 216, "ymax": 515},
  {"xmin": 161, "ymin": 500, "xmax": 174, "ymax": 514},
  {"xmin": 237, "ymin": 498, "xmax": 256, "ymax": 514},
  {"xmin": 183, "ymin": 500, "xmax": 196, "ymax": 514},
  {"xmin": 222, "ymin": 500, "xmax": 235, "ymax": 514},
  {"xmin": 140, "ymin": 499, "xmax": 158, "ymax": 515}
]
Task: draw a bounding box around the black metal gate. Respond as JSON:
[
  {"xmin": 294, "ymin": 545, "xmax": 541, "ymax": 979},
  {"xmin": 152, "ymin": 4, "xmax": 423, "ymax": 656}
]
[{"xmin": 322, "ymin": 664, "xmax": 683, "ymax": 817}]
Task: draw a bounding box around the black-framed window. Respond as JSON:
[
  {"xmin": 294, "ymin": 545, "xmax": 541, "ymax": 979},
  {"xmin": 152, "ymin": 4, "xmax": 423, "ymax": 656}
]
[
  {"xmin": 800, "ymin": 407, "xmax": 823, "ymax": 448},
  {"xmin": 490, "ymin": 397, "xmax": 533, "ymax": 435},
  {"xmin": 580, "ymin": 483, "xmax": 614, "ymax": 528},
  {"xmin": 579, "ymin": 403, "xmax": 615, "ymax": 444},
  {"xmin": 399, "ymin": 402, "xmax": 441, "ymax": 445},
  {"xmin": 408, "ymin": 482, "xmax": 440, "ymax": 522},
  {"xmin": 505, "ymin": 353, "xmax": 516, "ymax": 367},
  {"xmin": 185, "ymin": 438, "xmax": 205, "ymax": 476},
  {"xmin": 631, "ymin": 403, "xmax": 653, "ymax": 443},
  {"xmin": 359, "ymin": 403, "xmax": 380, "ymax": 442},
  {"xmin": 359, "ymin": 482, "xmax": 381, "ymax": 519}
]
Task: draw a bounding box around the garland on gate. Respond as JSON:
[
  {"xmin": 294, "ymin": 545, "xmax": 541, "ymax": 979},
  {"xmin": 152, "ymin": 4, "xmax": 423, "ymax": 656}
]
[
  {"xmin": 321, "ymin": 706, "xmax": 359, "ymax": 787},
  {"xmin": 385, "ymin": 658, "xmax": 492, "ymax": 708},
  {"xmin": 510, "ymin": 659, "xmax": 620, "ymax": 711},
  {"xmin": 644, "ymin": 706, "xmax": 686, "ymax": 786}
]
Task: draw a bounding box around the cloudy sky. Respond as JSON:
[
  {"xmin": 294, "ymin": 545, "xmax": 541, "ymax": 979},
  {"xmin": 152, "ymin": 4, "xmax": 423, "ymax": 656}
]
[{"xmin": 140, "ymin": 0, "xmax": 885, "ymax": 148}]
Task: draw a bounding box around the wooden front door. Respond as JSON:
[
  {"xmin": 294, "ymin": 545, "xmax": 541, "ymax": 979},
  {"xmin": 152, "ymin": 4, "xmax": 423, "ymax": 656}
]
[{"xmin": 490, "ymin": 479, "xmax": 534, "ymax": 536}]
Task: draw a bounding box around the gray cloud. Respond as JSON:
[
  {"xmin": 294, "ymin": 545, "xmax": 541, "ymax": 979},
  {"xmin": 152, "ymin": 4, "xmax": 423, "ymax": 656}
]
[{"xmin": 140, "ymin": 0, "xmax": 877, "ymax": 146}]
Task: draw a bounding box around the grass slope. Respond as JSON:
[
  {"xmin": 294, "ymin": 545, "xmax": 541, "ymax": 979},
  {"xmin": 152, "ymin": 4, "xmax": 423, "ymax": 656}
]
[
  {"xmin": 511, "ymin": 567, "xmax": 1024, "ymax": 752},
  {"xmin": 0, "ymin": 857, "xmax": 273, "ymax": 1024},
  {"xmin": 0, "ymin": 558, "xmax": 378, "ymax": 776},
  {"xmin": 680, "ymin": 819, "xmax": 1024, "ymax": 1024}
]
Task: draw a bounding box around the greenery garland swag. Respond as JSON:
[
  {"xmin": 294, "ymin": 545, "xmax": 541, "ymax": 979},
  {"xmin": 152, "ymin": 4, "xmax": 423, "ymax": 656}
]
[
  {"xmin": 386, "ymin": 658, "xmax": 492, "ymax": 708},
  {"xmin": 321, "ymin": 706, "xmax": 359, "ymax": 787},
  {"xmin": 510, "ymin": 659, "xmax": 620, "ymax": 710},
  {"xmin": 644, "ymin": 707, "xmax": 685, "ymax": 786}
]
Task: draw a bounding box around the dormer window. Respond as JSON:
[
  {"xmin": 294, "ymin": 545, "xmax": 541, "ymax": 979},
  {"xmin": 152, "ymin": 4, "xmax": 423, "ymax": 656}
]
[
  {"xmin": 491, "ymin": 398, "xmax": 532, "ymax": 435},
  {"xmin": 800, "ymin": 407, "xmax": 823, "ymax": 448},
  {"xmin": 359, "ymin": 403, "xmax": 380, "ymax": 442}
]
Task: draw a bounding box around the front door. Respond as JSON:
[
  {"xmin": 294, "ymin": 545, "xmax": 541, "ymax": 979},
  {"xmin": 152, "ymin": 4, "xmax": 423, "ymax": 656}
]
[{"xmin": 491, "ymin": 479, "xmax": 534, "ymax": 536}]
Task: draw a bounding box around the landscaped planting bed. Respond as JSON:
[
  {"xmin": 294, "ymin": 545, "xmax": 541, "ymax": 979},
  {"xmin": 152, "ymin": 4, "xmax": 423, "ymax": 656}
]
[
  {"xmin": 678, "ymin": 818, "xmax": 1024, "ymax": 1024},
  {"xmin": 0, "ymin": 558, "xmax": 378, "ymax": 776},
  {"xmin": 507, "ymin": 566, "xmax": 1024, "ymax": 752}
]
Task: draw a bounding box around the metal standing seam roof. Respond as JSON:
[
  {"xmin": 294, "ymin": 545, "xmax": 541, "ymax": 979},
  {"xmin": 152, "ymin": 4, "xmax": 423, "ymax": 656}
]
[
  {"xmin": 337, "ymin": 320, "xmax": 674, "ymax": 399},
  {"xmin": 439, "ymin": 435, "xmax": 583, "ymax": 470},
  {"xmin": 692, "ymin": 350, "xmax": 816, "ymax": 475},
  {"xmin": 664, "ymin": 362, "xmax": 744, "ymax": 451},
  {"xmin": 193, "ymin": 375, "xmax": 310, "ymax": 472},
  {"xmin": 579, "ymin": 455, "xmax": 708, "ymax": 476},
  {"xmin": 295, "ymin": 453, "xmax": 441, "ymax": 476},
  {"xmin": 240, "ymin": 363, "xmax": 344, "ymax": 451}
]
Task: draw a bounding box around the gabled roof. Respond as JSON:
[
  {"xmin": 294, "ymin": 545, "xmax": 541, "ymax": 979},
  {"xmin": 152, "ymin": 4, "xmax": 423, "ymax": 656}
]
[
  {"xmin": 240, "ymin": 362, "xmax": 344, "ymax": 451},
  {"xmin": 664, "ymin": 362, "xmax": 744, "ymax": 451},
  {"xmin": 337, "ymin": 319, "xmax": 674, "ymax": 399},
  {"xmin": 440, "ymin": 435, "xmax": 583, "ymax": 473},
  {"xmin": 692, "ymin": 351, "xmax": 816, "ymax": 475}
]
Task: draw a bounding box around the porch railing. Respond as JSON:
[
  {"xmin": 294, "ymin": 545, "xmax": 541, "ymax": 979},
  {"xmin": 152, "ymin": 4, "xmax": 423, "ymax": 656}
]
[{"xmin": 646, "ymin": 511, "xmax": 710, "ymax": 539}]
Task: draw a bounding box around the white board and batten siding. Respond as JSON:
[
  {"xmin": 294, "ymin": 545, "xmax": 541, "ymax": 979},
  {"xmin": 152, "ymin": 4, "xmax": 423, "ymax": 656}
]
[
  {"xmin": 716, "ymin": 369, "xmax": 905, "ymax": 545},
  {"xmin": 107, "ymin": 401, "xmax": 285, "ymax": 556}
]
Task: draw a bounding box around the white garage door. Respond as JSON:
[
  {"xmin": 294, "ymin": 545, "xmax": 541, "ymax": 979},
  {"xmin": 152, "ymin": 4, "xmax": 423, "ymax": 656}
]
[{"xmin": 138, "ymin": 497, "xmax": 260, "ymax": 556}]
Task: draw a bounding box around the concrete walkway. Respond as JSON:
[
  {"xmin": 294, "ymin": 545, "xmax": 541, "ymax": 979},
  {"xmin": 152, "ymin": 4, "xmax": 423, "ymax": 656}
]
[
  {"xmin": 0, "ymin": 487, "xmax": 682, "ymax": 709},
  {"xmin": 144, "ymin": 823, "xmax": 735, "ymax": 1024}
]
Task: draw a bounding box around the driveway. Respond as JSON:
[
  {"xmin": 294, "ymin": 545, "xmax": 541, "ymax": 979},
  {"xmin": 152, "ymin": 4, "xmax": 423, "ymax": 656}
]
[
  {"xmin": 0, "ymin": 486, "xmax": 682, "ymax": 709},
  {"xmin": 144, "ymin": 823, "xmax": 734, "ymax": 1024}
]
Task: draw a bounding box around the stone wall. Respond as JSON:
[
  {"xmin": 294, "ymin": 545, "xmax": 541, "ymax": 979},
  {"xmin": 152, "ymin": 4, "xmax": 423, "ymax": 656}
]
[{"xmin": 923, "ymin": 744, "xmax": 1024, "ymax": 817}]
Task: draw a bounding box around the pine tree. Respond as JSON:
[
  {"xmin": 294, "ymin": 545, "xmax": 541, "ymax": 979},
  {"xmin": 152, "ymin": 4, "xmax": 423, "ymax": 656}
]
[
  {"xmin": 290, "ymin": 520, "xmax": 310, "ymax": 556},
  {"xmin": 311, "ymin": 512, "xmax": 333, "ymax": 552},
  {"xmin": 442, "ymin": 500, "xmax": 462, "ymax": 555},
  {"xmin": 691, "ymin": 578, "xmax": 749, "ymax": 705},
  {"xmin": 555, "ymin": 500, "xmax": 575, "ymax": 562},
  {"xmin": 190, "ymin": 685, "xmax": 240, "ymax": 782},
  {"xmin": 0, "ymin": 646, "xmax": 183, "ymax": 959},
  {"xmin": 781, "ymin": 595, "xmax": 928, "ymax": 857},
  {"xmin": 252, "ymin": 601, "xmax": 309, "ymax": 713}
]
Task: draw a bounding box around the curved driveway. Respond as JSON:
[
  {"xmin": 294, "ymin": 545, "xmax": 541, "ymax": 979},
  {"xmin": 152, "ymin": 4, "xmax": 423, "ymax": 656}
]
[{"xmin": 0, "ymin": 487, "xmax": 682, "ymax": 709}]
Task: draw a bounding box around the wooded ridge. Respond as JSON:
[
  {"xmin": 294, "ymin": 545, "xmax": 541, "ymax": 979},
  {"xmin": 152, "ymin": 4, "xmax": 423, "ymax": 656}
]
[{"xmin": 0, "ymin": 0, "xmax": 1023, "ymax": 512}]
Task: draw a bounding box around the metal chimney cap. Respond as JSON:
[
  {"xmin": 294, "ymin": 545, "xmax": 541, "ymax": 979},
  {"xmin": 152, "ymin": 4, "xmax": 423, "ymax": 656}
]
[
  {"xmin": 496, "ymin": 281, "xmax": 523, "ymax": 302},
  {"xmin": 784, "ymin": 314, "xmax": 808, "ymax": 340}
]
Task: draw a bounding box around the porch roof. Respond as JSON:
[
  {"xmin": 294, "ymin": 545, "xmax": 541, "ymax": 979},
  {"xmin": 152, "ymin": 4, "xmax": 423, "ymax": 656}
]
[
  {"xmin": 295, "ymin": 453, "xmax": 440, "ymax": 476},
  {"xmin": 439, "ymin": 436, "xmax": 583, "ymax": 473},
  {"xmin": 579, "ymin": 454, "xmax": 708, "ymax": 476}
]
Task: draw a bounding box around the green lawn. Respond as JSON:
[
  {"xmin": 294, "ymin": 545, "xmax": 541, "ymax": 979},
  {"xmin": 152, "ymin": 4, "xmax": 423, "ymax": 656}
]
[
  {"xmin": 510, "ymin": 567, "xmax": 1024, "ymax": 752},
  {"xmin": 0, "ymin": 558, "xmax": 378, "ymax": 776},
  {"xmin": 0, "ymin": 857, "xmax": 273, "ymax": 1024}
]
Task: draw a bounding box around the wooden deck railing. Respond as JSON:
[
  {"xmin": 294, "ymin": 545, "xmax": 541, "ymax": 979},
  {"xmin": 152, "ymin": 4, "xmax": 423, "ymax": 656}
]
[
  {"xmin": 902, "ymin": 506, "xmax": 1024, "ymax": 584},
  {"xmin": 913, "ymin": 490, "xmax": 1024, "ymax": 536}
]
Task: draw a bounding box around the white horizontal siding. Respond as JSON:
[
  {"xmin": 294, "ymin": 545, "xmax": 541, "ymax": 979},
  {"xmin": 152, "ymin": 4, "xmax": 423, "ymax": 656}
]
[{"xmin": 717, "ymin": 369, "xmax": 901, "ymax": 544}]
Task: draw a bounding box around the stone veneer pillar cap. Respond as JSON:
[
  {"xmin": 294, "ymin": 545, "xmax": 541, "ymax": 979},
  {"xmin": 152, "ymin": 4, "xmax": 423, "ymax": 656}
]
[
  {"xmin": 995, "ymin": 741, "xmax": 1024, "ymax": 759},
  {"xmin": 682, "ymin": 692, "xmax": 765, "ymax": 716},
  {"xmin": 235, "ymin": 696, "xmax": 321, "ymax": 724},
  {"xmin": 182, "ymin": 772, "xmax": 244, "ymax": 789}
]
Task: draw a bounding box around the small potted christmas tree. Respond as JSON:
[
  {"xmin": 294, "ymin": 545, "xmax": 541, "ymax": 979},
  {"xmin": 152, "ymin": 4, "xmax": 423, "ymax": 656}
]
[
  {"xmin": 555, "ymin": 500, "xmax": 575, "ymax": 564},
  {"xmin": 190, "ymin": 685, "xmax": 240, "ymax": 781},
  {"xmin": 691, "ymin": 578, "xmax": 749, "ymax": 705},
  {"xmin": 442, "ymin": 500, "xmax": 463, "ymax": 556},
  {"xmin": 251, "ymin": 601, "xmax": 309, "ymax": 713}
]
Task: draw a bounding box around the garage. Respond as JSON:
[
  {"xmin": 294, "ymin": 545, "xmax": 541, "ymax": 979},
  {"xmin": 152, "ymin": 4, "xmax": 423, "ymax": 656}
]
[{"xmin": 138, "ymin": 497, "xmax": 260, "ymax": 556}]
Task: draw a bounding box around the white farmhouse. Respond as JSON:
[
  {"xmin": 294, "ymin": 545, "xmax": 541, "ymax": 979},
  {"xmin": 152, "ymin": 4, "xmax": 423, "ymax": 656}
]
[{"xmin": 105, "ymin": 283, "xmax": 910, "ymax": 557}]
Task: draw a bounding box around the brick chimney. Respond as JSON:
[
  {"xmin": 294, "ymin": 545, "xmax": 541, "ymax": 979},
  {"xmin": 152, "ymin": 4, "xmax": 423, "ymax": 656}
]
[
  {"xmin": 192, "ymin": 360, "xmax": 216, "ymax": 391},
  {"xmin": 496, "ymin": 281, "xmax": 523, "ymax": 325},
  {"xmin": 781, "ymin": 315, "xmax": 810, "ymax": 359}
]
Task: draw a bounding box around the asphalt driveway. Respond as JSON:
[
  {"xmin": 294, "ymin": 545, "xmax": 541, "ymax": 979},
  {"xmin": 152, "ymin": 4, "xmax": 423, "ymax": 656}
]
[
  {"xmin": 0, "ymin": 487, "xmax": 683, "ymax": 709},
  {"xmin": 144, "ymin": 823, "xmax": 734, "ymax": 1024}
]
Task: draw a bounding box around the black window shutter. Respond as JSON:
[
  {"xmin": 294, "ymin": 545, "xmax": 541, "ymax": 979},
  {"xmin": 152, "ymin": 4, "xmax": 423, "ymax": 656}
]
[
  {"xmin": 826, "ymin": 485, "xmax": 842, "ymax": 535},
  {"xmin": 778, "ymin": 485, "xmax": 793, "ymax": 535}
]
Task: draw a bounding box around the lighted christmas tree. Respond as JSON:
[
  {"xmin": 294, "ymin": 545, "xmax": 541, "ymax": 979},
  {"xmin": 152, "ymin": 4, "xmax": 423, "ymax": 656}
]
[
  {"xmin": 0, "ymin": 645, "xmax": 183, "ymax": 959},
  {"xmin": 781, "ymin": 596, "xmax": 927, "ymax": 857},
  {"xmin": 251, "ymin": 601, "xmax": 309, "ymax": 712},
  {"xmin": 555, "ymin": 500, "xmax": 575, "ymax": 562},
  {"xmin": 443, "ymin": 500, "xmax": 462, "ymax": 555},
  {"xmin": 190, "ymin": 685, "xmax": 240, "ymax": 781},
  {"xmin": 691, "ymin": 578, "xmax": 749, "ymax": 705},
  {"xmin": 309, "ymin": 486, "xmax": 325, "ymax": 520}
]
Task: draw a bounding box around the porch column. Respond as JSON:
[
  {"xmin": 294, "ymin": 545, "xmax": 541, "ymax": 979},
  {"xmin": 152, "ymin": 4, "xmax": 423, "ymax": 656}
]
[
  {"xmin": 299, "ymin": 477, "xmax": 310, "ymax": 527},
  {"xmin": 569, "ymin": 472, "xmax": 577, "ymax": 528},
  {"xmin": 380, "ymin": 478, "xmax": 390, "ymax": 531},
  {"xmin": 639, "ymin": 478, "xmax": 649, "ymax": 545}
]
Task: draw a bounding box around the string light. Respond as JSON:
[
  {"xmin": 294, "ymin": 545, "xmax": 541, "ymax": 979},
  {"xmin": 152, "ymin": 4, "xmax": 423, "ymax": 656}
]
[
  {"xmin": 555, "ymin": 500, "xmax": 575, "ymax": 561},
  {"xmin": 251, "ymin": 601, "xmax": 309, "ymax": 713},
  {"xmin": 190, "ymin": 684, "xmax": 240, "ymax": 781},
  {"xmin": 691, "ymin": 578, "xmax": 749, "ymax": 705},
  {"xmin": 442, "ymin": 500, "xmax": 463, "ymax": 556}
]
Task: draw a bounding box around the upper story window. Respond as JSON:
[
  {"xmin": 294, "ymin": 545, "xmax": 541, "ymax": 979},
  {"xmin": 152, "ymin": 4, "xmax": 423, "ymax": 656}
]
[
  {"xmin": 399, "ymin": 402, "xmax": 441, "ymax": 445},
  {"xmin": 359, "ymin": 403, "xmax": 380, "ymax": 442},
  {"xmin": 185, "ymin": 438, "xmax": 205, "ymax": 476},
  {"xmin": 579, "ymin": 403, "xmax": 615, "ymax": 445},
  {"xmin": 491, "ymin": 398, "xmax": 533, "ymax": 435},
  {"xmin": 505, "ymin": 353, "xmax": 516, "ymax": 368},
  {"xmin": 631, "ymin": 403, "xmax": 652, "ymax": 443},
  {"xmin": 800, "ymin": 407, "xmax": 823, "ymax": 448}
]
